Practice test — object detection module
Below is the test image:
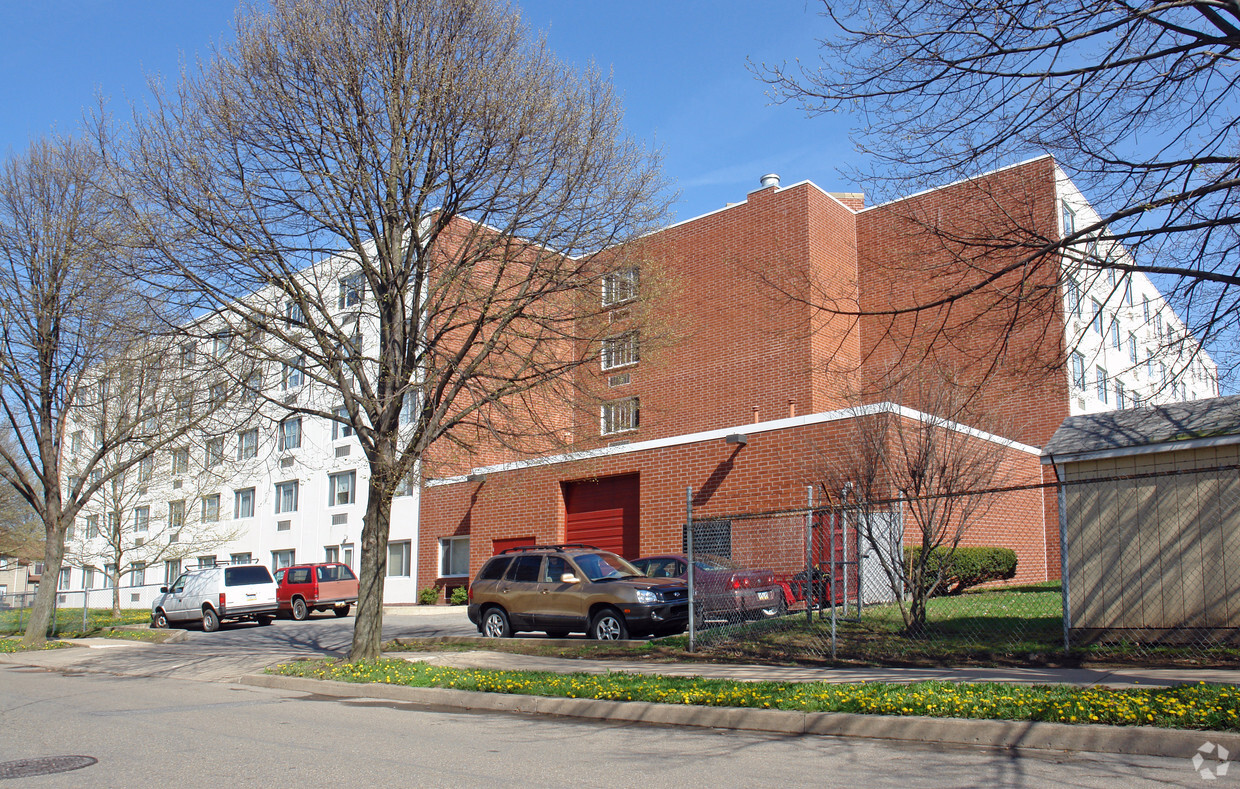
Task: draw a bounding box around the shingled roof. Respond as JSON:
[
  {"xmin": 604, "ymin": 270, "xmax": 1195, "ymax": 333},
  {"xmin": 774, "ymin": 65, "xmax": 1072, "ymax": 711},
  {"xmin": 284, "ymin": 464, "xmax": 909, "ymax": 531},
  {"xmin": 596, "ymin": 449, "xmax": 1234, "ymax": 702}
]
[{"xmin": 1041, "ymin": 394, "xmax": 1240, "ymax": 463}]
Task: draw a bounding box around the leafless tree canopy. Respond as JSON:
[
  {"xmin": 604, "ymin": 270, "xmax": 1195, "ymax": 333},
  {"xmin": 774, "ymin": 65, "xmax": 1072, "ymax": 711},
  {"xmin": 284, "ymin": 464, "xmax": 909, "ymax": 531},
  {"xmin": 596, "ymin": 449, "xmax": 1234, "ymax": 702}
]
[
  {"xmin": 758, "ymin": 0, "xmax": 1240, "ymax": 376},
  {"xmin": 128, "ymin": 0, "xmax": 670, "ymax": 659}
]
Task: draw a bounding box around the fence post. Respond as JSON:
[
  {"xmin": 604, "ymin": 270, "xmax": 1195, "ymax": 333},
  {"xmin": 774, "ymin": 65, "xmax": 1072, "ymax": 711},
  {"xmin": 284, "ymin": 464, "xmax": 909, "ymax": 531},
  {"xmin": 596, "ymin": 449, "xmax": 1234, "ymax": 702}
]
[
  {"xmin": 804, "ymin": 486, "xmax": 813, "ymax": 626},
  {"xmin": 829, "ymin": 506, "xmax": 837, "ymax": 662},
  {"xmin": 686, "ymin": 485, "xmax": 695, "ymax": 653},
  {"xmin": 1058, "ymin": 477, "xmax": 1071, "ymax": 654}
]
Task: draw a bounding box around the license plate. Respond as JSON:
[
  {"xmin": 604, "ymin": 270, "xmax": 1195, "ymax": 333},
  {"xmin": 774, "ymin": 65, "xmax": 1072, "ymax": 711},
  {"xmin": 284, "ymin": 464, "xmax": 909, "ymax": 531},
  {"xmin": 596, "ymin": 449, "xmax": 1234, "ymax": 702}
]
[
  {"xmin": 757, "ymin": 591, "xmax": 771, "ymax": 601},
  {"xmin": 246, "ymin": 593, "xmax": 256, "ymax": 601}
]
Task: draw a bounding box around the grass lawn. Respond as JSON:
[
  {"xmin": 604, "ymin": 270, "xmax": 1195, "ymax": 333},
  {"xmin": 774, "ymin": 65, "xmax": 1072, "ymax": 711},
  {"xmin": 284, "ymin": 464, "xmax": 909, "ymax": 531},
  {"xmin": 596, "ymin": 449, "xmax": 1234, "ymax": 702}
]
[
  {"xmin": 0, "ymin": 607, "xmax": 151, "ymax": 639},
  {"xmin": 270, "ymin": 657, "xmax": 1240, "ymax": 731},
  {"xmin": 0, "ymin": 637, "xmax": 74, "ymax": 652}
]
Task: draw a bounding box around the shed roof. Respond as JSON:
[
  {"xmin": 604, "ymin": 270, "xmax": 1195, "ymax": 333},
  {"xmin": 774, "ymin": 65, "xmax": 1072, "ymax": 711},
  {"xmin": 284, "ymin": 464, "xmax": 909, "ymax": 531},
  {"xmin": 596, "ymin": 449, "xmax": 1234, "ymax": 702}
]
[{"xmin": 1041, "ymin": 395, "xmax": 1240, "ymax": 464}]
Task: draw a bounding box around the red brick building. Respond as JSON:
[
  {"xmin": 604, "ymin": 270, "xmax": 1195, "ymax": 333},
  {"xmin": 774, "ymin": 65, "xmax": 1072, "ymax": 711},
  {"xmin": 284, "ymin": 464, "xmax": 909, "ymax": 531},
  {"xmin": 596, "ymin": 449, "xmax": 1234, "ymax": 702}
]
[{"xmin": 415, "ymin": 156, "xmax": 1195, "ymax": 597}]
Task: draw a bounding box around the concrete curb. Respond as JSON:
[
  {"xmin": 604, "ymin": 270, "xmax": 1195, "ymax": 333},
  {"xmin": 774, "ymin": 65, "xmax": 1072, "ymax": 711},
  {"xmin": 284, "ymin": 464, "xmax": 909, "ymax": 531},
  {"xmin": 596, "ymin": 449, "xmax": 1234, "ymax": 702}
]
[{"xmin": 239, "ymin": 672, "xmax": 1240, "ymax": 759}]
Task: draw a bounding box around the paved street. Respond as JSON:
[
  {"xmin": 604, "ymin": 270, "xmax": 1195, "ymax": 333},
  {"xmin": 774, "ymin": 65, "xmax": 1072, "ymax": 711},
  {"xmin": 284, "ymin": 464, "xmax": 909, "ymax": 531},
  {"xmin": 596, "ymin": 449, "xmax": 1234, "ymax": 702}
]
[{"xmin": 0, "ymin": 667, "xmax": 1212, "ymax": 788}]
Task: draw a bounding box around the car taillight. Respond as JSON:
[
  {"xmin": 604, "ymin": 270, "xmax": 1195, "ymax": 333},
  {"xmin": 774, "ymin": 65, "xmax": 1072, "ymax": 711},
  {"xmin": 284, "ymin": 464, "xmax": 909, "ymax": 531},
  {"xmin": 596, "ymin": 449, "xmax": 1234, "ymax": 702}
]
[
  {"xmin": 730, "ymin": 577, "xmax": 751, "ymax": 590},
  {"xmin": 218, "ymin": 592, "xmax": 226, "ymax": 612},
  {"xmin": 467, "ymin": 584, "xmax": 473, "ymax": 601}
]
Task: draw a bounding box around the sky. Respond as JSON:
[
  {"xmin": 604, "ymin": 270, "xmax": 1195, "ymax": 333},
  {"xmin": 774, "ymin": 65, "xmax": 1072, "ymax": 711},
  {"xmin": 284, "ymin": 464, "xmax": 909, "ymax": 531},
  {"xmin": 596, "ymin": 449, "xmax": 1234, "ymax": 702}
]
[{"xmin": 0, "ymin": 0, "xmax": 853, "ymax": 225}]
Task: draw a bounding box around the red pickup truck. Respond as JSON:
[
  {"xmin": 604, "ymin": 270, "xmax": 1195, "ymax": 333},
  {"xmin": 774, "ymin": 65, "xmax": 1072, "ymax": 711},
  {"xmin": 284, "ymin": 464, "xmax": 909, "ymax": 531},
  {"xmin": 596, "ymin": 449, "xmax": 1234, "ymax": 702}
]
[{"xmin": 276, "ymin": 562, "xmax": 359, "ymax": 620}]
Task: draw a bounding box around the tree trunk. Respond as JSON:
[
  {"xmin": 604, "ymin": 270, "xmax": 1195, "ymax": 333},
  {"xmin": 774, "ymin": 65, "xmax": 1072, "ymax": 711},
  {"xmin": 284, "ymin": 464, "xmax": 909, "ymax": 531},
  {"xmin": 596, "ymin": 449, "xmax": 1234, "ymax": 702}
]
[
  {"xmin": 349, "ymin": 474, "xmax": 393, "ymax": 661},
  {"xmin": 23, "ymin": 514, "xmax": 67, "ymax": 647}
]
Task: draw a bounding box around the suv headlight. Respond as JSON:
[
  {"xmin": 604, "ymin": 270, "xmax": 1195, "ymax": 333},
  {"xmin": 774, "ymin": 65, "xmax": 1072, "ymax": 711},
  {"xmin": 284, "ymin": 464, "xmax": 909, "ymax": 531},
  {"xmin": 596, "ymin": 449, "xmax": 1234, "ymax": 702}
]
[{"xmin": 635, "ymin": 589, "xmax": 658, "ymax": 604}]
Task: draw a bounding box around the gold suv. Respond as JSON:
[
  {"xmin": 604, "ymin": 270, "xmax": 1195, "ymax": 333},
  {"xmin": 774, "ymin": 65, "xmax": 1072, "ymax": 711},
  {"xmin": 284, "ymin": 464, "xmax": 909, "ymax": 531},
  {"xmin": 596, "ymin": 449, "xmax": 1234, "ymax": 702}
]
[{"xmin": 466, "ymin": 544, "xmax": 689, "ymax": 640}]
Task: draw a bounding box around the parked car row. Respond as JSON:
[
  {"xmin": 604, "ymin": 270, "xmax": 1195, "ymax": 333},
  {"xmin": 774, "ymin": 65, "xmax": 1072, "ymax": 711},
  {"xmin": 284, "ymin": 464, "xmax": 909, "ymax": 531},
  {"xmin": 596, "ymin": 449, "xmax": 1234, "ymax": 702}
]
[{"xmin": 151, "ymin": 561, "xmax": 358, "ymax": 632}]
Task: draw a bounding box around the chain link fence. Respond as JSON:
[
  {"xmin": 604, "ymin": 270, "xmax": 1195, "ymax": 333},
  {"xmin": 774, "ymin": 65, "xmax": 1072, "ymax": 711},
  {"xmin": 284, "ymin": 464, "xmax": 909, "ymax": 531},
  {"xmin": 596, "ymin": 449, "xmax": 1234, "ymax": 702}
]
[
  {"xmin": 679, "ymin": 466, "xmax": 1240, "ymax": 666},
  {"xmin": 0, "ymin": 583, "xmax": 162, "ymax": 637}
]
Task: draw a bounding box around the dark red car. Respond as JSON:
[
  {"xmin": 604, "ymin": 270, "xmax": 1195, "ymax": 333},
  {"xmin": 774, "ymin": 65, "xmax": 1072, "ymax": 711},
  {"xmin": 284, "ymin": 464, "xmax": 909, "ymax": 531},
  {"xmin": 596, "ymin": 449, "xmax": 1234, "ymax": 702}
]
[
  {"xmin": 631, "ymin": 554, "xmax": 785, "ymax": 621},
  {"xmin": 276, "ymin": 562, "xmax": 359, "ymax": 620}
]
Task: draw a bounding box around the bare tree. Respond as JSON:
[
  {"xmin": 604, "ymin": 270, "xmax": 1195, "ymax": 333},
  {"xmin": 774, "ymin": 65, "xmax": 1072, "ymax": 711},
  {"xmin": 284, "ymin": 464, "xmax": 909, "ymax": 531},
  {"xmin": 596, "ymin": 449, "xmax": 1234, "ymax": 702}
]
[
  {"xmin": 757, "ymin": 0, "xmax": 1240, "ymax": 379},
  {"xmin": 127, "ymin": 0, "xmax": 669, "ymax": 660},
  {"xmin": 819, "ymin": 377, "xmax": 1011, "ymax": 634}
]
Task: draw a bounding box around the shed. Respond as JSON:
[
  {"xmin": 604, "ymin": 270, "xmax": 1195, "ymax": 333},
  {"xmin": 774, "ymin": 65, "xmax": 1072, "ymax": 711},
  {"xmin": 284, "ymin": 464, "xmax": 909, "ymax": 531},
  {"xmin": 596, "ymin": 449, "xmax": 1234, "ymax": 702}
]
[{"xmin": 1042, "ymin": 395, "xmax": 1240, "ymax": 644}]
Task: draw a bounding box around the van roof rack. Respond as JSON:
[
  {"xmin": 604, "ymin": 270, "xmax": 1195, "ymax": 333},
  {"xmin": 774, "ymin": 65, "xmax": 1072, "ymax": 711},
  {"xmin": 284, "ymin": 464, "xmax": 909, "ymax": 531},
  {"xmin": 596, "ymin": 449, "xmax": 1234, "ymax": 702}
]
[{"xmin": 500, "ymin": 543, "xmax": 601, "ymax": 554}]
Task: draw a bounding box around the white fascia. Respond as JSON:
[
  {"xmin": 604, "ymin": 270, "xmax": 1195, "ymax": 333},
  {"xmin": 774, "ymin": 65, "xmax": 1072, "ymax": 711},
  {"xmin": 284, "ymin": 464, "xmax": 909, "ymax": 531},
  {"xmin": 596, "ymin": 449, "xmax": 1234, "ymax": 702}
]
[{"xmin": 427, "ymin": 401, "xmax": 1040, "ymax": 487}]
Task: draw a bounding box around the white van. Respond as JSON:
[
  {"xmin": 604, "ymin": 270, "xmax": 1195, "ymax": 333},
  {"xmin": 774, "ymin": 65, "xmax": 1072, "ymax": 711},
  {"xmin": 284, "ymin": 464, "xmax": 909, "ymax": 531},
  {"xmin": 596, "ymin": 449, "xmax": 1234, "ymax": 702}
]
[{"xmin": 151, "ymin": 563, "xmax": 279, "ymax": 632}]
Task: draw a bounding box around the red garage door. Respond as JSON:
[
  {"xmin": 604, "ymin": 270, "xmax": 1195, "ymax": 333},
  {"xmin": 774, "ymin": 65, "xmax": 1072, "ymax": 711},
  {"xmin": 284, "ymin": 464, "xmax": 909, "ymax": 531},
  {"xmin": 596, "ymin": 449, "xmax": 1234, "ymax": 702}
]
[
  {"xmin": 492, "ymin": 536, "xmax": 535, "ymax": 555},
  {"xmin": 563, "ymin": 474, "xmax": 640, "ymax": 558}
]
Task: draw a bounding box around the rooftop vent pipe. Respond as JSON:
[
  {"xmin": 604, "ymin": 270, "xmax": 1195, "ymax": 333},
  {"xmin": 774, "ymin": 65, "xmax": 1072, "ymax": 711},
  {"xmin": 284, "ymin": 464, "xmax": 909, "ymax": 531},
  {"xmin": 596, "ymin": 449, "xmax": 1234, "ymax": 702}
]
[{"xmin": 759, "ymin": 173, "xmax": 780, "ymax": 189}]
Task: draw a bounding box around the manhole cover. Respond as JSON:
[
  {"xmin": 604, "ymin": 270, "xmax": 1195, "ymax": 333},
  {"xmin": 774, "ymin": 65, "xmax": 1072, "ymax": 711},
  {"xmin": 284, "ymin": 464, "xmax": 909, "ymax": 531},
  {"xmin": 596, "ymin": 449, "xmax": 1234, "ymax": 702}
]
[{"xmin": 0, "ymin": 755, "xmax": 97, "ymax": 780}]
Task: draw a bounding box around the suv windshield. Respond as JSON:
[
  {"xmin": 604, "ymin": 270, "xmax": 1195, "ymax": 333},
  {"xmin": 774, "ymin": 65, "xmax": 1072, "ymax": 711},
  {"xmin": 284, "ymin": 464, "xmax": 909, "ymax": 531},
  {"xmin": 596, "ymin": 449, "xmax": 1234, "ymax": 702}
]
[{"xmin": 573, "ymin": 552, "xmax": 640, "ymax": 581}]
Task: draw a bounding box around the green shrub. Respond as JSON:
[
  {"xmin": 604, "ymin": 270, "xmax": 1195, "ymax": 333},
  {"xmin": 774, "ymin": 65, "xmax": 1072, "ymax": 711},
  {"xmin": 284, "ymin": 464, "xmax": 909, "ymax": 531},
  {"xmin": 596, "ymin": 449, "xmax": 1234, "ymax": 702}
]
[
  {"xmin": 418, "ymin": 586, "xmax": 440, "ymax": 605},
  {"xmin": 904, "ymin": 546, "xmax": 1017, "ymax": 596},
  {"xmin": 448, "ymin": 586, "xmax": 469, "ymax": 606}
]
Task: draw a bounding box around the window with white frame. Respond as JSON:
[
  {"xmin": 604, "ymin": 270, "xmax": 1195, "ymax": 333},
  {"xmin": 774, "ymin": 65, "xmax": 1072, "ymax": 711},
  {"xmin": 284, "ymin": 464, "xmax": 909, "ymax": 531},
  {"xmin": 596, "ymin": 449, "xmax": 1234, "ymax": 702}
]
[
  {"xmin": 388, "ymin": 540, "xmax": 411, "ymax": 577},
  {"xmin": 130, "ymin": 562, "xmax": 146, "ymax": 587},
  {"xmin": 439, "ymin": 536, "xmax": 470, "ymax": 578},
  {"xmin": 601, "ymin": 332, "xmax": 639, "ymax": 370},
  {"xmin": 1090, "ymin": 299, "xmax": 1103, "ymax": 334},
  {"xmin": 1097, "ymin": 366, "xmax": 1109, "ymax": 403},
  {"xmin": 202, "ymin": 494, "xmax": 220, "ymax": 523},
  {"xmin": 164, "ymin": 559, "xmax": 181, "ymax": 585},
  {"xmin": 180, "ymin": 342, "xmax": 196, "ymax": 369},
  {"xmin": 338, "ymin": 272, "xmax": 364, "ymax": 309},
  {"xmin": 243, "ymin": 372, "xmax": 261, "ymax": 403},
  {"xmin": 1128, "ymin": 333, "xmax": 1138, "ymax": 364},
  {"xmin": 324, "ymin": 546, "xmax": 339, "ymax": 563},
  {"xmin": 395, "ymin": 470, "xmax": 415, "ymax": 497},
  {"xmin": 71, "ymin": 430, "xmax": 83, "ymax": 454},
  {"xmin": 171, "ymin": 447, "xmax": 189, "ymax": 475},
  {"xmin": 1154, "ymin": 312, "xmax": 1164, "ymax": 340},
  {"xmin": 601, "ymin": 397, "xmax": 639, "ymax": 435},
  {"xmin": 104, "ymin": 563, "xmax": 116, "ymax": 588},
  {"xmin": 1116, "ymin": 380, "xmax": 1127, "ymax": 409},
  {"xmin": 602, "ymin": 266, "xmax": 639, "ymax": 306},
  {"xmin": 400, "ymin": 392, "xmax": 416, "ymax": 425},
  {"xmin": 1110, "ymin": 320, "xmax": 1121, "ymax": 350},
  {"xmin": 230, "ymin": 552, "xmax": 252, "ymax": 564},
  {"xmin": 272, "ymin": 549, "xmax": 295, "ymax": 571},
  {"xmin": 84, "ymin": 566, "xmax": 98, "ymax": 589},
  {"xmin": 281, "ymin": 356, "xmax": 305, "ymax": 390},
  {"xmin": 197, "ymin": 555, "xmax": 215, "ymax": 568},
  {"xmin": 1061, "ymin": 201, "xmax": 1076, "ymax": 236},
  {"xmin": 285, "ymin": 300, "xmax": 304, "ymax": 326},
  {"xmin": 275, "ymin": 480, "xmax": 299, "ymax": 514},
  {"xmin": 58, "ymin": 567, "xmax": 71, "ymax": 589},
  {"xmin": 205, "ymin": 437, "xmax": 224, "ymax": 468},
  {"xmin": 235, "ymin": 487, "xmax": 255, "ymax": 519},
  {"xmin": 1065, "ymin": 278, "xmax": 1080, "ymax": 317},
  {"xmin": 1123, "ymin": 277, "xmax": 1133, "ymax": 306},
  {"xmin": 332, "ymin": 406, "xmax": 355, "ymax": 439},
  {"xmin": 209, "ymin": 382, "xmax": 226, "ymax": 408},
  {"xmin": 236, "ymin": 428, "xmax": 258, "ymax": 460},
  {"xmin": 133, "ymin": 506, "xmax": 149, "ymax": 533},
  {"xmin": 328, "ymin": 471, "xmax": 356, "ymax": 506},
  {"xmin": 212, "ymin": 331, "xmax": 231, "ymax": 358},
  {"xmin": 168, "ymin": 500, "xmax": 186, "ymax": 530},
  {"xmin": 278, "ymin": 417, "xmax": 302, "ymax": 451},
  {"xmin": 84, "ymin": 513, "xmax": 99, "ymax": 539}
]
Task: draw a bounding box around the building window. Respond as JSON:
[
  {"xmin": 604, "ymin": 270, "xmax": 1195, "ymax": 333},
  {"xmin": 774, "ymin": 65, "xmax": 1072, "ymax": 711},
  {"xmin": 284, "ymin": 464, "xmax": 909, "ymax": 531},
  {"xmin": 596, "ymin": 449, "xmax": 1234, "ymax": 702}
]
[
  {"xmin": 275, "ymin": 480, "xmax": 299, "ymax": 514},
  {"xmin": 197, "ymin": 555, "xmax": 216, "ymax": 568},
  {"xmin": 1128, "ymin": 333, "xmax": 1138, "ymax": 364},
  {"xmin": 388, "ymin": 541, "xmax": 411, "ymax": 577},
  {"xmin": 205, "ymin": 437, "xmax": 225, "ymax": 468},
  {"xmin": 1154, "ymin": 312, "xmax": 1163, "ymax": 340},
  {"xmin": 1065, "ymin": 278, "xmax": 1080, "ymax": 317},
  {"xmin": 180, "ymin": 342, "xmax": 196, "ymax": 369},
  {"xmin": 212, "ymin": 331, "xmax": 231, "ymax": 358},
  {"xmin": 171, "ymin": 447, "xmax": 189, "ymax": 475},
  {"xmin": 395, "ymin": 470, "xmax": 415, "ymax": 497},
  {"xmin": 1061, "ymin": 200, "xmax": 1075, "ymax": 236},
  {"xmin": 136, "ymin": 455, "xmax": 153, "ymax": 482},
  {"xmin": 71, "ymin": 430, "xmax": 83, "ymax": 454},
  {"xmin": 1123, "ymin": 277, "xmax": 1133, "ymax": 306},
  {"xmin": 324, "ymin": 546, "xmax": 339, "ymax": 563},
  {"xmin": 133, "ymin": 506, "xmax": 149, "ymax": 533},
  {"xmin": 209, "ymin": 382, "xmax": 226, "ymax": 408},
  {"xmin": 278, "ymin": 417, "xmax": 302, "ymax": 451},
  {"xmin": 332, "ymin": 407, "xmax": 355, "ymax": 439},
  {"xmin": 84, "ymin": 566, "xmax": 98, "ymax": 589},
  {"xmin": 235, "ymin": 488, "xmax": 255, "ymax": 519},
  {"xmin": 104, "ymin": 564, "xmax": 116, "ymax": 588},
  {"xmin": 1090, "ymin": 299, "xmax": 1103, "ymax": 334},
  {"xmin": 601, "ymin": 398, "xmax": 639, "ymax": 435},
  {"xmin": 130, "ymin": 562, "xmax": 146, "ymax": 587},
  {"xmin": 272, "ymin": 549, "xmax": 295, "ymax": 571},
  {"xmin": 439, "ymin": 536, "xmax": 470, "ymax": 578},
  {"xmin": 243, "ymin": 372, "xmax": 262, "ymax": 403},
  {"xmin": 202, "ymin": 494, "xmax": 220, "ymax": 523},
  {"xmin": 1116, "ymin": 380, "xmax": 1127, "ymax": 409},
  {"xmin": 601, "ymin": 266, "xmax": 639, "ymax": 306},
  {"xmin": 236, "ymin": 428, "xmax": 258, "ymax": 460},
  {"xmin": 230, "ymin": 552, "xmax": 252, "ymax": 564},
  {"xmin": 1096, "ymin": 366, "xmax": 1109, "ymax": 403},
  {"xmin": 1110, "ymin": 320, "xmax": 1121, "ymax": 350},
  {"xmin": 281, "ymin": 356, "xmax": 305, "ymax": 390},
  {"xmin": 338, "ymin": 272, "xmax": 365, "ymax": 309},
  {"xmin": 328, "ymin": 471, "xmax": 356, "ymax": 506},
  {"xmin": 285, "ymin": 300, "xmax": 304, "ymax": 326},
  {"xmin": 601, "ymin": 332, "xmax": 639, "ymax": 370},
  {"xmin": 84, "ymin": 514, "xmax": 99, "ymax": 539},
  {"xmin": 59, "ymin": 567, "xmax": 71, "ymax": 589},
  {"xmin": 164, "ymin": 559, "xmax": 181, "ymax": 586},
  {"xmin": 168, "ymin": 500, "xmax": 186, "ymax": 531},
  {"xmin": 400, "ymin": 392, "xmax": 416, "ymax": 425},
  {"xmin": 1070, "ymin": 352, "xmax": 1085, "ymax": 391}
]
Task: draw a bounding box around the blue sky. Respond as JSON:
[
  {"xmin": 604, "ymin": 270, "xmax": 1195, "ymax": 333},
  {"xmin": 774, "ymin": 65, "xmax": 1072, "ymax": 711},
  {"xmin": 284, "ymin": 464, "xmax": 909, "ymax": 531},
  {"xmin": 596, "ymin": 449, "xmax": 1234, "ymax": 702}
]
[{"xmin": 0, "ymin": 1, "xmax": 853, "ymax": 224}]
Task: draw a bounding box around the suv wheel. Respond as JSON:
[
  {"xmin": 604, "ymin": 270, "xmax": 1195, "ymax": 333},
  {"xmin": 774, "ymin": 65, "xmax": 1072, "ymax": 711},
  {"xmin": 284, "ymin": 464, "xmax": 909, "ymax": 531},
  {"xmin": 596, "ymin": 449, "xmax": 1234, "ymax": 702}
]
[
  {"xmin": 334, "ymin": 604, "xmax": 351, "ymax": 618},
  {"xmin": 152, "ymin": 610, "xmax": 168, "ymax": 629},
  {"xmin": 481, "ymin": 607, "xmax": 511, "ymax": 638},
  {"xmin": 202, "ymin": 607, "xmax": 220, "ymax": 633},
  {"xmin": 291, "ymin": 598, "xmax": 309, "ymax": 621},
  {"xmin": 589, "ymin": 609, "xmax": 628, "ymax": 641}
]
